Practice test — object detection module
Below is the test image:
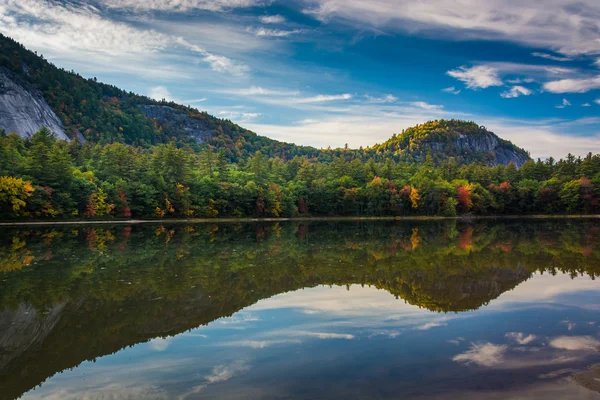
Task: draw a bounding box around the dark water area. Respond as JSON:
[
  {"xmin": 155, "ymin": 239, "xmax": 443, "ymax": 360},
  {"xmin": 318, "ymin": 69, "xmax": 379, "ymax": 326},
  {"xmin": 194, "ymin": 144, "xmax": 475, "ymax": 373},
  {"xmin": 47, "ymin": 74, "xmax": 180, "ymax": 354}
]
[{"xmin": 1, "ymin": 220, "xmax": 600, "ymax": 399}]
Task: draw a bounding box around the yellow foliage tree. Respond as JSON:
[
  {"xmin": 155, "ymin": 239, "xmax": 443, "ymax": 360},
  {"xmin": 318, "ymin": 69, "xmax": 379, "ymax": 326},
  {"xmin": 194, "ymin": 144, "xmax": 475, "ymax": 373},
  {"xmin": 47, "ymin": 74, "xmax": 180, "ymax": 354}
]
[
  {"xmin": 410, "ymin": 187, "xmax": 421, "ymax": 209},
  {"xmin": 0, "ymin": 176, "xmax": 34, "ymax": 216}
]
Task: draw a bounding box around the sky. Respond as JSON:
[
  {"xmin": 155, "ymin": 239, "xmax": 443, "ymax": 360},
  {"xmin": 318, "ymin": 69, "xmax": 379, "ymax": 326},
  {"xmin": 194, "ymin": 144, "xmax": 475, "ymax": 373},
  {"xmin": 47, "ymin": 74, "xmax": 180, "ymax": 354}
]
[{"xmin": 1, "ymin": 0, "xmax": 600, "ymax": 158}]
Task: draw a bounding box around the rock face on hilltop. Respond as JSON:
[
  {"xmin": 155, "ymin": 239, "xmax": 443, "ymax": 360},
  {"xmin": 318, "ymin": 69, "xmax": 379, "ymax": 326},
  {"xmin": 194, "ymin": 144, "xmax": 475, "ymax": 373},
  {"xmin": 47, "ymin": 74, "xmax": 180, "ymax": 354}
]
[
  {"xmin": 370, "ymin": 120, "xmax": 531, "ymax": 167},
  {"xmin": 138, "ymin": 105, "xmax": 209, "ymax": 143},
  {"xmin": 0, "ymin": 68, "xmax": 68, "ymax": 140}
]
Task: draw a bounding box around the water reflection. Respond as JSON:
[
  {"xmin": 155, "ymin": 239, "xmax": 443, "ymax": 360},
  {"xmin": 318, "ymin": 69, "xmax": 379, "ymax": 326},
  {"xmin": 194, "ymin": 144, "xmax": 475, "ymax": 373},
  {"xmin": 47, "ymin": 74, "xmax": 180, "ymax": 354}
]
[{"xmin": 1, "ymin": 220, "xmax": 600, "ymax": 399}]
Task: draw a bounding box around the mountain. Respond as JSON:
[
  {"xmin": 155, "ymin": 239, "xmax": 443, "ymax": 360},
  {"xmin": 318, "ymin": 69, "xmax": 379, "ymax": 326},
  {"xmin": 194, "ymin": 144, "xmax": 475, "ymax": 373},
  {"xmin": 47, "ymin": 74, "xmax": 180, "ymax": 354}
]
[
  {"xmin": 368, "ymin": 120, "xmax": 530, "ymax": 167},
  {"xmin": 0, "ymin": 34, "xmax": 529, "ymax": 166},
  {"xmin": 0, "ymin": 34, "xmax": 320, "ymax": 163}
]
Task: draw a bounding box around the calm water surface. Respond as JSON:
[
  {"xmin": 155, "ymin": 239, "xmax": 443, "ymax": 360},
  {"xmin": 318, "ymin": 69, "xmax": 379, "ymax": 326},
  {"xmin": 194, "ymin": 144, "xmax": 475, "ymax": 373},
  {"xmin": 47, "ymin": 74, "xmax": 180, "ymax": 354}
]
[{"xmin": 1, "ymin": 220, "xmax": 600, "ymax": 399}]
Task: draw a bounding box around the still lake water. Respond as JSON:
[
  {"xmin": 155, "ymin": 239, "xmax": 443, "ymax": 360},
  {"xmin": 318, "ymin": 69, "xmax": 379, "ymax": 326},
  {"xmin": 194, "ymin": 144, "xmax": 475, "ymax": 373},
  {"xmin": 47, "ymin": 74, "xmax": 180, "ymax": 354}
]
[{"xmin": 1, "ymin": 220, "xmax": 600, "ymax": 399}]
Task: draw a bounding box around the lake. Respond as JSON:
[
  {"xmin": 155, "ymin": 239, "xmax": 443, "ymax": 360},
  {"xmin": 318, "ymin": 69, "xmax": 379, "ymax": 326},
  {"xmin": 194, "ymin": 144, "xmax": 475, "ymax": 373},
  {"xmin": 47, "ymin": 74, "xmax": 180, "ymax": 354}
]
[{"xmin": 1, "ymin": 220, "xmax": 600, "ymax": 399}]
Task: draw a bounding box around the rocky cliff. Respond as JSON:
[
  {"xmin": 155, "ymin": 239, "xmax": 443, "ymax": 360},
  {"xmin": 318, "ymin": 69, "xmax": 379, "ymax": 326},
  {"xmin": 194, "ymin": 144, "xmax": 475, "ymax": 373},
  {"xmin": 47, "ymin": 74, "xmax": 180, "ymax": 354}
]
[
  {"xmin": 370, "ymin": 120, "xmax": 531, "ymax": 167},
  {"xmin": 138, "ymin": 105, "xmax": 208, "ymax": 143},
  {"xmin": 0, "ymin": 68, "xmax": 68, "ymax": 140},
  {"xmin": 432, "ymin": 131, "xmax": 530, "ymax": 167}
]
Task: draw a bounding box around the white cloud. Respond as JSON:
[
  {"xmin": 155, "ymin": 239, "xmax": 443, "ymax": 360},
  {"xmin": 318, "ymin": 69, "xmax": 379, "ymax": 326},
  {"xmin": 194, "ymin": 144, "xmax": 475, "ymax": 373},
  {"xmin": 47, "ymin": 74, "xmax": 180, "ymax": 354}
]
[
  {"xmin": 221, "ymin": 86, "xmax": 300, "ymax": 96},
  {"xmin": 410, "ymin": 101, "xmax": 444, "ymax": 111},
  {"xmin": 103, "ymin": 0, "xmax": 262, "ymax": 12},
  {"xmin": 543, "ymin": 76, "xmax": 600, "ymax": 93},
  {"xmin": 416, "ymin": 321, "xmax": 447, "ymax": 330},
  {"xmin": 0, "ymin": 0, "xmax": 169, "ymax": 57},
  {"xmin": 595, "ymin": 99, "xmax": 600, "ymax": 105},
  {"xmin": 561, "ymin": 320, "xmax": 576, "ymax": 331},
  {"xmin": 582, "ymin": 103, "xmax": 591, "ymax": 107},
  {"xmin": 148, "ymin": 337, "xmax": 171, "ymax": 351},
  {"xmin": 442, "ymin": 86, "xmax": 461, "ymax": 95},
  {"xmin": 453, "ymin": 342, "xmax": 508, "ymax": 367},
  {"xmin": 294, "ymin": 93, "xmax": 353, "ymax": 103},
  {"xmin": 181, "ymin": 360, "xmax": 250, "ymax": 397},
  {"xmin": 220, "ymin": 339, "xmax": 301, "ymax": 348},
  {"xmin": 555, "ymin": 98, "xmax": 571, "ymax": 109},
  {"xmin": 302, "ymin": 0, "xmax": 600, "ymax": 56},
  {"xmin": 218, "ymin": 111, "xmax": 261, "ymax": 122},
  {"xmin": 549, "ymin": 336, "xmax": 600, "ymax": 351},
  {"xmin": 505, "ymin": 332, "xmax": 537, "ymax": 345},
  {"xmin": 532, "ymin": 52, "xmax": 572, "ymax": 62},
  {"xmin": 365, "ymin": 94, "xmax": 398, "ymax": 103},
  {"xmin": 175, "ymin": 37, "xmax": 250, "ymax": 76},
  {"xmin": 506, "ymin": 78, "xmax": 535, "ymax": 84},
  {"xmin": 149, "ymin": 86, "xmax": 175, "ymax": 102},
  {"xmin": 260, "ymin": 15, "xmax": 286, "ymax": 24},
  {"xmin": 248, "ymin": 27, "xmax": 302, "ymax": 37},
  {"xmin": 287, "ymin": 331, "xmax": 355, "ymax": 340},
  {"xmin": 500, "ymin": 85, "xmax": 533, "ymax": 99},
  {"xmin": 447, "ymin": 65, "xmax": 502, "ymax": 89},
  {"xmin": 0, "ymin": 1, "xmax": 251, "ymax": 78}
]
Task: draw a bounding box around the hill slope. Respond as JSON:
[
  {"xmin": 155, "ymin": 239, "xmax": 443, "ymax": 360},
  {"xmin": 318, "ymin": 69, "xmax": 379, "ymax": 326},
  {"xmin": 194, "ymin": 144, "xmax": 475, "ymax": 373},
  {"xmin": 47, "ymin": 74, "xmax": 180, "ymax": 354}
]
[
  {"xmin": 368, "ymin": 120, "xmax": 530, "ymax": 167},
  {"xmin": 0, "ymin": 34, "xmax": 529, "ymax": 166},
  {"xmin": 0, "ymin": 34, "xmax": 321, "ymax": 162}
]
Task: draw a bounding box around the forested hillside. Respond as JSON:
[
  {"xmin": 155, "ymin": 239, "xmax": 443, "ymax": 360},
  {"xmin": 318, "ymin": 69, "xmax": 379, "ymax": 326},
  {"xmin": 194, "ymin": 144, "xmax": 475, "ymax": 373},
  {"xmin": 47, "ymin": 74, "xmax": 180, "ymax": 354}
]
[
  {"xmin": 367, "ymin": 120, "xmax": 530, "ymax": 166},
  {"xmin": 0, "ymin": 34, "xmax": 323, "ymax": 162},
  {"xmin": 0, "ymin": 127, "xmax": 598, "ymax": 219},
  {"xmin": 0, "ymin": 34, "xmax": 529, "ymax": 166},
  {"xmin": 1, "ymin": 34, "xmax": 598, "ymax": 220}
]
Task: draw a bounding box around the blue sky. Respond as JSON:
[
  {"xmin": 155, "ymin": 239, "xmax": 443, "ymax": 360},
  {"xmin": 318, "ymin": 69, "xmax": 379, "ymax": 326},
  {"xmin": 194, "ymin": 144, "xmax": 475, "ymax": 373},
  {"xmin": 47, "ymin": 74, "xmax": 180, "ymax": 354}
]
[{"xmin": 2, "ymin": 0, "xmax": 600, "ymax": 158}]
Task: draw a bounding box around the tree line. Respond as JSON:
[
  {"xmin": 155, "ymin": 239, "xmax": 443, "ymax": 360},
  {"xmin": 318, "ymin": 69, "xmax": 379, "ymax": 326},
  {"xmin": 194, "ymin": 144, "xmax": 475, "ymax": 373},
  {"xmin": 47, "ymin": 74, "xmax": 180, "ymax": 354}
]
[{"xmin": 1, "ymin": 127, "xmax": 599, "ymax": 219}]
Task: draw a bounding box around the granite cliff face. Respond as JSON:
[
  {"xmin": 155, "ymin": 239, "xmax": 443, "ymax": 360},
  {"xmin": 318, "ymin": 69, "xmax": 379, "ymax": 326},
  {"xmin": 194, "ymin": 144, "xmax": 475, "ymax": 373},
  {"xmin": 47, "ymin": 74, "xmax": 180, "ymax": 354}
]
[
  {"xmin": 371, "ymin": 120, "xmax": 531, "ymax": 167},
  {"xmin": 0, "ymin": 68, "xmax": 68, "ymax": 140},
  {"xmin": 138, "ymin": 105, "xmax": 208, "ymax": 143},
  {"xmin": 428, "ymin": 131, "xmax": 530, "ymax": 167}
]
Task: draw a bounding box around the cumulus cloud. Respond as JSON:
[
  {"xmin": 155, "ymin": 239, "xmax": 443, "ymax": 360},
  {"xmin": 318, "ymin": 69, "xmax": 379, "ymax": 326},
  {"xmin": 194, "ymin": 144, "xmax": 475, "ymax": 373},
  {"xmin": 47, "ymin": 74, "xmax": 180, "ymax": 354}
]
[
  {"xmin": 148, "ymin": 337, "xmax": 171, "ymax": 351},
  {"xmin": 505, "ymin": 332, "xmax": 537, "ymax": 345},
  {"xmin": 149, "ymin": 86, "xmax": 175, "ymax": 102},
  {"xmin": 103, "ymin": 0, "xmax": 262, "ymax": 12},
  {"xmin": 442, "ymin": 86, "xmax": 461, "ymax": 95},
  {"xmin": 453, "ymin": 342, "xmax": 508, "ymax": 367},
  {"xmin": 549, "ymin": 336, "xmax": 600, "ymax": 351},
  {"xmin": 500, "ymin": 86, "xmax": 533, "ymax": 98},
  {"xmin": 260, "ymin": 15, "xmax": 286, "ymax": 24},
  {"xmin": 447, "ymin": 65, "xmax": 502, "ymax": 89},
  {"xmin": 543, "ymin": 76, "xmax": 600, "ymax": 93},
  {"xmin": 596, "ymin": 99, "xmax": 600, "ymax": 105},
  {"xmin": 555, "ymin": 98, "xmax": 571, "ymax": 109}
]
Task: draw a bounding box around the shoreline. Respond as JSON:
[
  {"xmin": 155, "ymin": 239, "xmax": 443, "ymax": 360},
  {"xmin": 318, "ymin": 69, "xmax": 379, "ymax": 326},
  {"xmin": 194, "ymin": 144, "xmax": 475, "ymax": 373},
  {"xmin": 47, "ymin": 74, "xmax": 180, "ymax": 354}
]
[{"xmin": 1, "ymin": 214, "xmax": 599, "ymax": 226}]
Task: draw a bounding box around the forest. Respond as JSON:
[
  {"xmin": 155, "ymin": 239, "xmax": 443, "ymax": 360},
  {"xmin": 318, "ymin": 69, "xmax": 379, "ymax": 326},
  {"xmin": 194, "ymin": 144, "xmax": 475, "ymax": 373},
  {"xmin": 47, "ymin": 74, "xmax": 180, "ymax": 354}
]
[{"xmin": 1, "ymin": 126, "xmax": 599, "ymax": 220}]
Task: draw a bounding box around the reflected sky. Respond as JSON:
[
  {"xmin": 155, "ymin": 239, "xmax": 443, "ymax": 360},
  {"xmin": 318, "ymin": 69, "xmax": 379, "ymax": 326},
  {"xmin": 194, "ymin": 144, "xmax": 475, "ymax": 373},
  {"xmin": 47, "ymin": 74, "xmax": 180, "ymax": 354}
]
[{"xmin": 21, "ymin": 273, "xmax": 600, "ymax": 400}]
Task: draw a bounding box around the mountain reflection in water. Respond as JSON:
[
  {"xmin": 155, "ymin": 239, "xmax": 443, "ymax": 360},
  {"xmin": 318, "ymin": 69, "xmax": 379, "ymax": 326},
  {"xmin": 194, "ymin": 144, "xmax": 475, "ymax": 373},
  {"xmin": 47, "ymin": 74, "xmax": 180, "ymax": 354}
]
[{"xmin": 1, "ymin": 220, "xmax": 600, "ymax": 400}]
